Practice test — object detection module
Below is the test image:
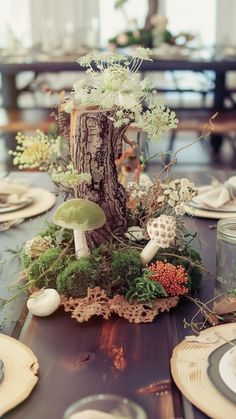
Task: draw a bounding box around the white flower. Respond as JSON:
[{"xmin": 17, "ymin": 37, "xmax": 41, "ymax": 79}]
[
  {"xmin": 139, "ymin": 173, "xmax": 153, "ymax": 187},
  {"xmin": 157, "ymin": 195, "xmax": 165, "ymax": 203},
  {"xmin": 175, "ymin": 204, "xmax": 186, "ymax": 216},
  {"xmin": 179, "ymin": 187, "xmax": 190, "ymax": 201},
  {"xmin": 169, "ymin": 191, "xmax": 179, "ymax": 201},
  {"xmin": 180, "ymin": 178, "xmax": 191, "ymax": 187},
  {"xmin": 168, "ymin": 199, "xmax": 175, "ymax": 207},
  {"xmin": 64, "ymin": 100, "xmax": 74, "ymax": 113},
  {"xmin": 115, "ymin": 93, "xmax": 138, "ymax": 108},
  {"xmin": 131, "ymin": 47, "xmax": 153, "ymax": 61}
]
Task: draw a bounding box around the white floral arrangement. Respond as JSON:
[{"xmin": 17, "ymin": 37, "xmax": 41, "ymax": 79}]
[{"xmin": 2, "ymin": 49, "xmax": 207, "ymax": 325}]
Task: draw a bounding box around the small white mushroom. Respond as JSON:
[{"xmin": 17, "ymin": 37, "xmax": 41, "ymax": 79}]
[
  {"xmin": 140, "ymin": 214, "xmax": 176, "ymax": 265},
  {"xmin": 27, "ymin": 289, "xmax": 61, "ymax": 316},
  {"xmin": 125, "ymin": 226, "xmax": 145, "ymax": 242}
]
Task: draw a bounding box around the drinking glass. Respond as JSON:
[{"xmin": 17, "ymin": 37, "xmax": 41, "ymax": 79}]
[
  {"xmin": 214, "ymin": 218, "xmax": 236, "ymax": 320},
  {"xmin": 63, "ymin": 394, "xmax": 147, "ymax": 419}
]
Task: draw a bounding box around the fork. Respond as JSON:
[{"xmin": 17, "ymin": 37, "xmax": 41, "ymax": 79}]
[{"xmin": 0, "ymin": 218, "xmax": 24, "ymax": 232}]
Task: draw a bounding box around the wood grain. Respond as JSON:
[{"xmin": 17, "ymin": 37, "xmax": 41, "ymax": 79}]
[
  {"xmin": 4, "ymin": 169, "xmax": 233, "ymax": 419},
  {"xmin": 0, "ymin": 334, "xmax": 38, "ymax": 416},
  {"xmin": 171, "ymin": 323, "xmax": 236, "ymax": 419},
  {"xmin": 68, "ymin": 109, "xmax": 127, "ymax": 245}
]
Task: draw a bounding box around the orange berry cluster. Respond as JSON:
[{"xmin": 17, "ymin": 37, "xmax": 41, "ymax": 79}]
[{"xmin": 148, "ymin": 260, "xmax": 189, "ymax": 296}]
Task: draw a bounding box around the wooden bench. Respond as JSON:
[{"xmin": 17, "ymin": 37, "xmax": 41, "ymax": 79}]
[
  {"xmin": 175, "ymin": 110, "xmax": 236, "ymax": 134},
  {"xmin": 168, "ymin": 109, "xmax": 236, "ymax": 153},
  {"xmin": 0, "ymin": 109, "xmax": 56, "ymax": 133}
]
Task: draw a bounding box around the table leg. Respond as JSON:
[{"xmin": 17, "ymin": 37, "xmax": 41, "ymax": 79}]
[
  {"xmin": 211, "ymin": 71, "xmax": 226, "ymax": 152},
  {"xmin": 1, "ymin": 74, "xmax": 18, "ymax": 109}
]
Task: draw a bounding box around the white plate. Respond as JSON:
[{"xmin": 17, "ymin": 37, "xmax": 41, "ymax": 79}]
[
  {"xmin": 0, "ymin": 196, "xmax": 34, "ymax": 214},
  {"xmin": 184, "ymin": 204, "xmax": 236, "ymax": 219},
  {"xmin": 219, "ymin": 347, "xmax": 236, "ymax": 394},
  {"xmin": 0, "ymin": 188, "xmax": 56, "ymax": 222}
]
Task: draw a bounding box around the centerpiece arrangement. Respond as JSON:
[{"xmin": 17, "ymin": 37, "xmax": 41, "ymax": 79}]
[
  {"xmin": 108, "ymin": 0, "xmax": 194, "ymax": 50},
  {"xmin": 7, "ymin": 48, "xmax": 203, "ymax": 323}
]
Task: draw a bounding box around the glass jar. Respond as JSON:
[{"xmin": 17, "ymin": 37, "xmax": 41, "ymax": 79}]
[
  {"xmin": 63, "ymin": 394, "xmax": 147, "ymax": 419},
  {"xmin": 213, "ymin": 218, "xmax": 236, "ymax": 321}
]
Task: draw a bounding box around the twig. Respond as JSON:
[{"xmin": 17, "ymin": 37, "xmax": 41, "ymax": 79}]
[{"xmin": 156, "ymin": 113, "xmax": 218, "ymax": 179}]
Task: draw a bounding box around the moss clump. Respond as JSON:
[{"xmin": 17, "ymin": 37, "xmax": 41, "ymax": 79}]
[
  {"xmin": 90, "ymin": 243, "xmax": 114, "ymax": 289},
  {"xmin": 22, "ymin": 254, "xmax": 31, "ymax": 269},
  {"xmin": 112, "ymin": 249, "xmax": 142, "ymax": 284},
  {"xmin": 27, "ymin": 247, "xmax": 69, "ymax": 289},
  {"xmin": 57, "ymin": 259, "xmax": 95, "ymax": 298}
]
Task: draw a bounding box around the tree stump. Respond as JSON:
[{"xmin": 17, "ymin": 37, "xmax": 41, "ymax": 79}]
[{"xmin": 59, "ymin": 107, "xmax": 128, "ymax": 246}]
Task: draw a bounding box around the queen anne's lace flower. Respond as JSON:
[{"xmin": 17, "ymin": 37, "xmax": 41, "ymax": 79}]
[
  {"xmin": 9, "ymin": 130, "xmax": 61, "ymax": 170},
  {"xmin": 69, "ymin": 49, "xmax": 178, "ymax": 138},
  {"xmin": 52, "ymin": 164, "xmax": 91, "ymax": 190}
]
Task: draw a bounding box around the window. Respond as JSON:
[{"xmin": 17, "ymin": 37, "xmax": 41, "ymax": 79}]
[
  {"xmin": 99, "ymin": 0, "xmax": 148, "ymax": 47},
  {"xmin": 165, "ymin": 0, "xmax": 216, "ymax": 47}
]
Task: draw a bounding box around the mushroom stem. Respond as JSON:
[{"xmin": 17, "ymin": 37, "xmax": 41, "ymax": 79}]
[
  {"xmin": 74, "ymin": 230, "xmax": 90, "ymax": 259},
  {"xmin": 140, "ymin": 240, "xmax": 159, "ymax": 265}
]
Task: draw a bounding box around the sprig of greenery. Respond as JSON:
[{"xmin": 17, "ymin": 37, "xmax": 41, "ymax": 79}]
[{"xmin": 125, "ymin": 272, "xmax": 167, "ymax": 304}]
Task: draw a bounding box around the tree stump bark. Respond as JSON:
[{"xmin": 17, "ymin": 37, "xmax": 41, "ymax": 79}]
[{"xmin": 60, "ymin": 107, "xmax": 128, "ymax": 246}]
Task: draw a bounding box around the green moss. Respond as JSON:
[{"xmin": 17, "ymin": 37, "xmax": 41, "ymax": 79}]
[
  {"xmin": 90, "ymin": 243, "xmax": 114, "ymax": 289},
  {"xmin": 57, "ymin": 259, "xmax": 95, "ymax": 298},
  {"xmin": 27, "ymin": 247, "xmax": 69, "ymax": 289},
  {"xmin": 112, "ymin": 249, "xmax": 142, "ymax": 283},
  {"xmin": 22, "ymin": 254, "xmax": 31, "ymax": 269}
]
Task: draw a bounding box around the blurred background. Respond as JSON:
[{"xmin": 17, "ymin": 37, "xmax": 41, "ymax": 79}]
[{"xmin": 1, "ymin": 0, "xmax": 236, "ymax": 172}]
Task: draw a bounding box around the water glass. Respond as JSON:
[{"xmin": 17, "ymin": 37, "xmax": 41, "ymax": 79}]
[
  {"xmin": 63, "ymin": 394, "xmax": 147, "ymax": 419},
  {"xmin": 214, "ymin": 218, "xmax": 236, "ymax": 319}
]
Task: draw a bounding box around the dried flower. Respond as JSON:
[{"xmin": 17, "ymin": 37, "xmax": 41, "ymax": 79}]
[
  {"xmin": 148, "ymin": 260, "xmax": 189, "ymax": 296},
  {"xmin": 25, "ymin": 235, "xmax": 53, "ymax": 259}
]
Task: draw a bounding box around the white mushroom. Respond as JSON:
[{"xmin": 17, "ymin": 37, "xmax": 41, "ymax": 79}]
[
  {"xmin": 27, "ymin": 289, "xmax": 61, "ymax": 316},
  {"xmin": 125, "ymin": 226, "xmax": 145, "ymax": 242},
  {"xmin": 140, "ymin": 214, "xmax": 176, "ymax": 265}
]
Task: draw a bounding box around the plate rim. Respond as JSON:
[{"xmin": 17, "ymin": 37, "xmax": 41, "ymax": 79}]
[
  {"xmin": 0, "ymin": 196, "xmax": 34, "ymax": 214},
  {"xmin": 207, "ymin": 339, "xmax": 236, "ymax": 404}
]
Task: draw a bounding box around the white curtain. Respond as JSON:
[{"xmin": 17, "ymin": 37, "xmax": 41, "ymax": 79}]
[
  {"xmin": 0, "ymin": 0, "xmax": 100, "ymax": 49},
  {"xmin": 216, "ymin": 0, "xmax": 236, "ymax": 46},
  {"xmin": 29, "ymin": 0, "xmax": 100, "ymax": 50}
]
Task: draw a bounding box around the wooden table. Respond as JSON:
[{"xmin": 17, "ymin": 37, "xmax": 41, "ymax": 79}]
[
  {"xmin": 1, "ymin": 51, "xmax": 236, "ymax": 111},
  {"xmin": 1, "ymin": 170, "xmax": 232, "ymax": 419}
]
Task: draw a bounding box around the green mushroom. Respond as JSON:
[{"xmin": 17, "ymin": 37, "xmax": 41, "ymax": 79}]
[{"xmin": 53, "ymin": 198, "xmax": 106, "ymax": 259}]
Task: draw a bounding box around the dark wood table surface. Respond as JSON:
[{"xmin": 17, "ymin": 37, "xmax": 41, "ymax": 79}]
[
  {"xmin": 1, "ymin": 52, "xmax": 236, "ymax": 110},
  {"xmin": 1, "ymin": 170, "xmax": 233, "ymax": 419}
]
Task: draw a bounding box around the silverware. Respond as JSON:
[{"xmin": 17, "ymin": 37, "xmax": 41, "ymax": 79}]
[{"xmin": 0, "ymin": 218, "xmax": 24, "ymax": 232}]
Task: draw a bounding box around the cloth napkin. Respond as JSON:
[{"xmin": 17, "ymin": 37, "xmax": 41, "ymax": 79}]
[
  {"xmin": 0, "ymin": 178, "xmax": 30, "ymax": 207},
  {"xmin": 0, "ymin": 177, "xmax": 29, "ymax": 195},
  {"xmin": 193, "ymin": 176, "xmax": 236, "ymax": 209}
]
